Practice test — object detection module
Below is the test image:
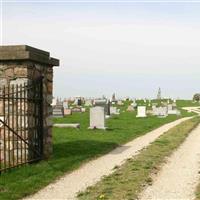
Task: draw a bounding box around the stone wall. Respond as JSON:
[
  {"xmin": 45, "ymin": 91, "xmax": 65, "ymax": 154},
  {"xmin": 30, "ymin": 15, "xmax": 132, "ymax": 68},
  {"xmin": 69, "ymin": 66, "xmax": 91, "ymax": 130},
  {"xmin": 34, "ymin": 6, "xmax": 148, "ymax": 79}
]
[{"xmin": 0, "ymin": 45, "xmax": 59, "ymax": 159}]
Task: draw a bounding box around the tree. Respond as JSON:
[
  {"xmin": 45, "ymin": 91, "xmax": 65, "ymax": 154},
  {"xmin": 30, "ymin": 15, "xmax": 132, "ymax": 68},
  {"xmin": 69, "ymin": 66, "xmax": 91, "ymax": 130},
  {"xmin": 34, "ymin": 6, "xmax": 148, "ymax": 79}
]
[{"xmin": 193, "ymin": 93, "xmax": 200, "ymax": 101}]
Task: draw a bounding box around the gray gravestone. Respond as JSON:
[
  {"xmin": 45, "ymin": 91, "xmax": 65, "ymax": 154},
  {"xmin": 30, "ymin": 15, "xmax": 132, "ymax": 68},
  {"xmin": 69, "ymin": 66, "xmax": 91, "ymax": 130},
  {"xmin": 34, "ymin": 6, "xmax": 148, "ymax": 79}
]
[
  {"xmin": 154, "ymin": 107, "xmax": 168, "ymax": 117},
  {"xmin": 89, "ymin": 106, "xmax": 106, "ymax": 129}
]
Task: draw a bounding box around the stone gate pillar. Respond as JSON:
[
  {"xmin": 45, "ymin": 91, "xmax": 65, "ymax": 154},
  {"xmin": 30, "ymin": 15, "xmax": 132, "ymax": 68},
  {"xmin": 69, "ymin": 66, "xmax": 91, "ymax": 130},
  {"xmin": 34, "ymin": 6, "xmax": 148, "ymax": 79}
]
[{"xmin": 0, "ymin": 45, "xmax": 59, "ymax": 158}]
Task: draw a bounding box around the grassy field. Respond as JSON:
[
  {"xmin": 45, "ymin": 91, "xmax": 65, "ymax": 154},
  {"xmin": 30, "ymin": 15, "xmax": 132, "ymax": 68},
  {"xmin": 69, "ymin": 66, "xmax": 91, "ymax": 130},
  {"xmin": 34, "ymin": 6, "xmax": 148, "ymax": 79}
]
[
  {"xmin": 78, "ymin": 117, "xmax": 200, "ymax": 200},
  {"xmin": 176, "ymin": 100, "xmax": 200, "ymax": 107},
  {"xmin": 196, "ymin": 183, "xmax": 200, "ymax": 199},
  {"xmin": 195, "ymin": 171, "xmax": 200, "ymax": 199},
  {"xmin": 135, "ymin": 99, "xmax": 200, "ymax": 108},
  {"xmin": 0, "ymin": 108, "xmax": 192, "ymax": 199}
]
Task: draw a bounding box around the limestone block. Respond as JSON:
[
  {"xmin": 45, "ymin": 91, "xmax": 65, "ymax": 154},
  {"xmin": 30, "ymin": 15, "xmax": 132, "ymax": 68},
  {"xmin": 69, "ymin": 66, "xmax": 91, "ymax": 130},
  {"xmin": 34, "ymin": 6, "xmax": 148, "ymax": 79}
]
[{"xmin": 14, "ymin": 67, "xmax": 28, "ymax": 77}]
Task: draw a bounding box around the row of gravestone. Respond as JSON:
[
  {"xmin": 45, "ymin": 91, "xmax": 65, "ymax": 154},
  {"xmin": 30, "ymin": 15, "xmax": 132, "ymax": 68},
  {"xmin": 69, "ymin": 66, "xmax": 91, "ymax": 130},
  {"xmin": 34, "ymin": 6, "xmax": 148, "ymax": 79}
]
[
  {"xmin": 52, "ymin": 97, "xmax": 124, "ymax": 108},
  {"xmin": 136, "ymin": 104, "xmax": 180, "ymax": 118},
  {"xmin": 52, "ymin": 98, "xmax": 120, "ymax": 118},
  {"xmin": 90, "ymin": 104, "xmax": 180, "ymax": 130}
]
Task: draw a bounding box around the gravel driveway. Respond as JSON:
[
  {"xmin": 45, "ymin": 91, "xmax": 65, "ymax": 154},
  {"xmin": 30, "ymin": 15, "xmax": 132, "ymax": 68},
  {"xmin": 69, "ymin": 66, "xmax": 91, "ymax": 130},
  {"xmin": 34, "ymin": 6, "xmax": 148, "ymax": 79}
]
[
  {"xmin": 26, "ymin": 117, "xmax": 190, "ymax": 200},
  {"xmin": 140, "ymin": 122, "xmax": 200, "ymax": 200}
]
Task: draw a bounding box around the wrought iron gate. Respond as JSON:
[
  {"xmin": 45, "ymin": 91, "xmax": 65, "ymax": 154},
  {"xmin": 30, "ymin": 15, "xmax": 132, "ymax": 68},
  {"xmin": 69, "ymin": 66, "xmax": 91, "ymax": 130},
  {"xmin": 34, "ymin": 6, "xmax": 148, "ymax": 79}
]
[{"xmin": 0, "ymin": 78, "xmax": 43, "ymax": 172}]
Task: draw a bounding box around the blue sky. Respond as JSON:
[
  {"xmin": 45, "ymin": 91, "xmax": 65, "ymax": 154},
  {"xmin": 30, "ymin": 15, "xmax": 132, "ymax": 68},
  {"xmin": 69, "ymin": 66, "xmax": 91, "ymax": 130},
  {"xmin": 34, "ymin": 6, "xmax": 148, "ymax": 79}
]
[{"xmin": 2, "ymin": 1, "xmax": 200, "ymax": 99}]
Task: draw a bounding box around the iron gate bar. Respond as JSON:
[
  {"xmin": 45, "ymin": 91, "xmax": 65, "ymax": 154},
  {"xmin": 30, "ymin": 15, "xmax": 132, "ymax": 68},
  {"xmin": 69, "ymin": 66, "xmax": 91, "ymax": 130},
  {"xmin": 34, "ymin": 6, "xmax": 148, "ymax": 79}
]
[
  {"xmin": 0, "ymin": 119, "xmax": 42, "ymax": 158},
  {"xmin": 0, "ymin": 77, "xmax": 44, "ymax": 172}
]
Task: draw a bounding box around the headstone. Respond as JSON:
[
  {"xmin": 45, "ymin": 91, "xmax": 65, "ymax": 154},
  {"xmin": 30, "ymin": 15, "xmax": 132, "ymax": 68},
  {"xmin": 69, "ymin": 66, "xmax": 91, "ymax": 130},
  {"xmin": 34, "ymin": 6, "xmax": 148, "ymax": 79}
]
[
  {"xmin": 106, "ymin": 101, "xmax": 111, "ymax": 115},
  {"xmin": 54, "ymin": 123, "xmax": 80, "ymax": 128},
  {"xmin": 94, "ymin": 99, "xmax": 110, "ymax": 115},
  {"xmin": 64, "ymin": 108, "xmax": 72, "ymax": 116},
  {"xmin": 110, "ymin": 107, "xmax": 119, "ymax": 115},
  {"xmin": 53, "ymin": 105, "xmax": 64, "ymax": 118},
  {"xmin": 85, "ymin": 99, "xmax": 93, "ymax": 106},
  {"xmin": 127, "ymin": 105, "xmax": 134, "ymax": 112},
  {"xmin": 172, "ymin": 102, "xmax": 177, "ymax": 107},
  {"xmin": 89, "ymin": 107, "xmax": 106, "ymax": 129},
  {"xmin": 77, "ymin": 99, "xmax": 82, "ymax": 106},
  {"xmin": 72, "ymin": 107, "xmax": 82, "ymax": 113},
  {"xmin": 168, "ymin": 109, "xmax": 180, "ymax": 115},
  {"xmin": 73, "ymin": 99, "xmax": 78, "ymax": 105},
  {"xmin": 136, "ymin": 106, "xmax": 147, "ymax": 117},
  {"xmin": 63, "ymin": 101, "xmax": 68, "ymax": 109},
  {"xmin": 81, "ymin": 107, "xmax": 86, "ymax": 112},
  {"xmin": 153, "ymin": 107, "xmax": 168, "ymax": 117},
  {"xmin": 117, "ymin": 100, "xmax": 123, "ymax": 106},
  {"xmin": 167, "ymin": 104, "xmax": 173, "ymax": 111},
  {"xmin": 131, "ymin": 102, "xmax": 137, "ymax": 108},
  {"xmin": 162, "ymin": 102, "xmax": 168, "ymax": 106}
]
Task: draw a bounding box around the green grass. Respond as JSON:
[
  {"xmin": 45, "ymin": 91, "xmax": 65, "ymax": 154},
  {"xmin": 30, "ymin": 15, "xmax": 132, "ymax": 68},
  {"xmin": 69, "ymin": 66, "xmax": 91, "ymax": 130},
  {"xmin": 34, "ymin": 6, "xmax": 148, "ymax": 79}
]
[
  {"xmin": 176, "ymin": 100, "xmax": 200, "ymax": 107},
  {"xmin": 0, "ymin": 110, "xmax": 193, "ymax": 199},
  {"xmin": 196, "ymin": 185, "xmax": 200, "ymax": 199},
  {"xmin": 195, "ymin": 173, "xmax": 200, "ymax": 199},
  {"xmin": 78, "ymin": 117, "xmax": 200, "ymax": 200}
]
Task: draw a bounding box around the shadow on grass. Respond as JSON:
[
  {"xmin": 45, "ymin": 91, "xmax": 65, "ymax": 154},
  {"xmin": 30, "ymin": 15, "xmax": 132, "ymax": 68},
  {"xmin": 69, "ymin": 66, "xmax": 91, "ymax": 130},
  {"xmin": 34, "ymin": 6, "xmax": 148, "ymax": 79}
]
[
  {"xmin": 37, "ymin": 140, "xmax": 120, "ymax": 173},
  {"xmin": 52, "ymin": 140, "xmax": 119, "ymax": 160}
]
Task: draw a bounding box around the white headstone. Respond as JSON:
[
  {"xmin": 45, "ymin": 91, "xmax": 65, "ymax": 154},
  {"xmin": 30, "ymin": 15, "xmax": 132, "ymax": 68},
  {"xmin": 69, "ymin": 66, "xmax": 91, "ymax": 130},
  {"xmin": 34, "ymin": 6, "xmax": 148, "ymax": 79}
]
[
  {"xmin": 110, "ymin": 107, "xmax": 119, "ymax": 115},
  {"xmin": 81, "ymin": 107, "xmax": 86, "ymax": 112},
  {"xmin": 117, "ymin": 100, "xmax": 123, "ymax": 106},
  {"xmin": 167, "ymin": 104, "xmax": 173, "ymax": 111},
  {"xmin": 63, "ymin": 101, "xmax": 68, "ymax": 109},
  {"xmin": 168, "ymin": 109, "xmax": 181, "ymax": 115},
  {"xmin": 136, "ymin": 106, "xmax": 147, "ymax": 117},
  {"xmin": 89, "ymin": 107, "xmax": 106, "ymax": 129}
]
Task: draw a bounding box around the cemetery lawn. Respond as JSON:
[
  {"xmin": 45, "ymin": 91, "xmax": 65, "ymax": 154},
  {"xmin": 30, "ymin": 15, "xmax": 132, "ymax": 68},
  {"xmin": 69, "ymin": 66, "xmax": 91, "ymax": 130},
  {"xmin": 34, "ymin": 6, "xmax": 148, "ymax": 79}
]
[
  {"xmin": 0, "ymin": 110, "xmax": 195, "ymax": 199},
  {"xmin": 176, "ymin": 100, "xmax": 200, "ymax": 107},
  {"xmin": 195, "ymin": 172, "xmax": 200, "ymax": 199},
  {"xmin": 78, "ymin": 117, "xmax": 200, "ymax": 200}
]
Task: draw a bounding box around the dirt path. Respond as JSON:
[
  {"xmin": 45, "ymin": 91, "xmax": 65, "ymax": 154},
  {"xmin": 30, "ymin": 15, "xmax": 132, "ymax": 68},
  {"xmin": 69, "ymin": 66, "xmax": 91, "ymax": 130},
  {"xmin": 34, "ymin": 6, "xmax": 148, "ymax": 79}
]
[
  {"xmin": 182, "ymin": 106, "xmax": 200, "ymax": 115},
  {"xmin": 26, "ymin": 117, "xmax": 190, "ymax": 200},
  {"xmin": 140, "ymin": 123, "xmax": 200, "ymax": 200}
]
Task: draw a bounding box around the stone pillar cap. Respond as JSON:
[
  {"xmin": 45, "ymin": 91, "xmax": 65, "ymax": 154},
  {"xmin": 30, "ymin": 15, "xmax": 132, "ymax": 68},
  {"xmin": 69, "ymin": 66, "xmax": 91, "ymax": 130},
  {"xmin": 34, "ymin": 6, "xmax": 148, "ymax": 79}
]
[{"xmin": 0, "ymin": 45, "xmax": 59, "ymax": 66}]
